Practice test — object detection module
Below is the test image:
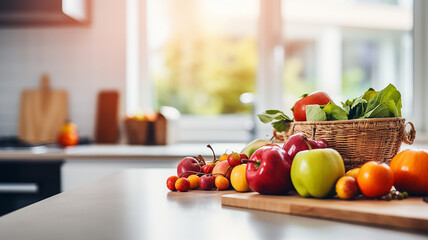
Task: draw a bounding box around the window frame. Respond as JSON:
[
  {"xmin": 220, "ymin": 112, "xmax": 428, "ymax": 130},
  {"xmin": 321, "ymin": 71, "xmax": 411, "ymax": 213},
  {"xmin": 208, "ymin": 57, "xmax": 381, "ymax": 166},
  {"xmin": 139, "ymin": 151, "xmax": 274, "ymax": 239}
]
[{"xmin": 127, "ymin": 0, "xmax": 422, "ymax": 143}]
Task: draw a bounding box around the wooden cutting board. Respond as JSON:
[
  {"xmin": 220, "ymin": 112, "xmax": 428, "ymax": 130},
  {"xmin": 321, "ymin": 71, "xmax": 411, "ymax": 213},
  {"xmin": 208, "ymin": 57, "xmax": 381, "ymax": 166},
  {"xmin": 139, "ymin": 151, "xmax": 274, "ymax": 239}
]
[
  {"xmin": 94, "ymin": 90, "xmax": 119, "ymax": 143},
  {"xmin": 18, "ymin": 75, "xmax": 68, "ymax": 144},
  {"xmin": 222, "ymin": 192, "xmax": 428, "ymax": 232}
]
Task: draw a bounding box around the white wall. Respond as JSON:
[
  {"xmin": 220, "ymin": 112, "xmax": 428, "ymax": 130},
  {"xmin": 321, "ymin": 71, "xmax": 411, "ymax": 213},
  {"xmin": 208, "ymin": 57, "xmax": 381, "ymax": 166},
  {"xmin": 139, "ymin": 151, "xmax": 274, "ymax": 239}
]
[{"xmin": 0, "ymin": 0, "xmax": 127, "ymax": 139}]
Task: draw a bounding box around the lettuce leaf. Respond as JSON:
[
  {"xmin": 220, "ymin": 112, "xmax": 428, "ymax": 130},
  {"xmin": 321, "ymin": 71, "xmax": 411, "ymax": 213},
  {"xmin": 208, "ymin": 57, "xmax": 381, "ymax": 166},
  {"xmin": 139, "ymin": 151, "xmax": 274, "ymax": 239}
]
[
  {"xmin": 306, "ymin": 102, "xmax": 347, "ymax": 121},
  {"xmin": 306, "ymin": 105, "xmax": 327, "ymax": 121},
  {"xmin": 257, "ymin": 110, "xmax": 292, "ymax": 132},
  {"xmin": 323, "ymin": 102, "xmax": 348, "ymax": 120},
  {"xmin": 362, "ymin": 84, "xmax": 401, "ymax": 118}
]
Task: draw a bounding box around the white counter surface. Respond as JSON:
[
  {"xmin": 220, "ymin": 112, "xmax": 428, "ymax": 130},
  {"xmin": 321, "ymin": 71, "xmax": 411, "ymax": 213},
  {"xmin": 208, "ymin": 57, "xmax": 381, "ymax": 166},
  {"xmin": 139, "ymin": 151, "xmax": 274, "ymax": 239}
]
[
  {"xmin": 0, "ymin": 168, "xmax": 426, "ymax": 240},
  {"xmin": 0, "ymin": 143, "xmax": 246, "ymax": 160}
]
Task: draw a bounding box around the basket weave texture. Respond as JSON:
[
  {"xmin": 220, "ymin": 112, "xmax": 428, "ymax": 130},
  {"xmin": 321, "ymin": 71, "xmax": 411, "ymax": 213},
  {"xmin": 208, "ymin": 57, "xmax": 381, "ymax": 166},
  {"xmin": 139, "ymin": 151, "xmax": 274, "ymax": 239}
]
[{"xmin": 273, "ymin": 117, "xmax": 415, "ymax": 171}]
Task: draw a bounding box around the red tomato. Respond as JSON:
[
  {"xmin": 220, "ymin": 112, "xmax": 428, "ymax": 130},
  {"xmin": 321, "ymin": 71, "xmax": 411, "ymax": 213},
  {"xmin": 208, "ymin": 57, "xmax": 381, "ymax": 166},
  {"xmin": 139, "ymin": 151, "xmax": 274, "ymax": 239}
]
[
  {"xmin": 166, "ymin": 176, "xmax": 179, "ymax": 191},
  {"xmin": 390, "ymin": 149, "xmax": 428, "ymax": 195},
  {"xmin": 292, "ymin": 92, "xmax": 331, "ymax": 121}
]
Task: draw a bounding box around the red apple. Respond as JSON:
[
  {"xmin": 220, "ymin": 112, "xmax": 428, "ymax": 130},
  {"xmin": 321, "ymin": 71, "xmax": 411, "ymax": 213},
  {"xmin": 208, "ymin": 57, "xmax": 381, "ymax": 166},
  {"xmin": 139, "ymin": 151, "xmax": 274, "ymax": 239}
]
[
  {"xmin": 239, "ymin": 153, "xmax": 249, "ymax": 160},
  {"xmin": 246, "ymin": 145, "xmax": 292, "ymax": 195},
  {"xmin": 177, "ymin": 155, "xmax": 205, "ymax": 178},
  {"xmin": 199, "ymin": 175, "xmax": 215, "ymax": 190},
  {"xmin": 282, "ymin": 133, "xmax": 328, "ymax": 162}
]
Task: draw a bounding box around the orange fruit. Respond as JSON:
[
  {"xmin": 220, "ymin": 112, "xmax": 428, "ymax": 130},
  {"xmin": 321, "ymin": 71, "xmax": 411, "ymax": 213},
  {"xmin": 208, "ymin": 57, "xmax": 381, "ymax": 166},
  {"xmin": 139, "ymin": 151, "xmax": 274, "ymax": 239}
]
[
  {"xmin": 219, "ymin": 153, "xmax": 229, "ymax": 162},
  {"xmin": 215, "ymin": 176, "xmax": 229, "ymax": 190},
  {"xmin": 58, "ymin": 121, "xmax": 79, "ymax": 147},
  {"xmin": 357, "ymin": 161, "xmax": 394, "ymax": 198},
  {"xmin": 58, "ymin": 132, "xmax": 79, "ymax": 147},
  {"xmin": 390, "ymin": 149, "xmax": 428, "ymax": 195},
  {"xmin": 187, "ymin": 175, "xmax": 200, "ymax": 189},
  {"xmin": 175, "ymin": 178, "xmax": 190, "ymax": 192}
]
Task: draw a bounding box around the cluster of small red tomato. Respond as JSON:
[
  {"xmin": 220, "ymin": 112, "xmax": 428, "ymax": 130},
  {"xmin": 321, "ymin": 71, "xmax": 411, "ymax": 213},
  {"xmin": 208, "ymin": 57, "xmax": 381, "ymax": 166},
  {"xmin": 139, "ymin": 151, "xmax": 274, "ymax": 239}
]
[{"xmin": 166, "ymin": 152, "xmax": 248, "ymax": 192}]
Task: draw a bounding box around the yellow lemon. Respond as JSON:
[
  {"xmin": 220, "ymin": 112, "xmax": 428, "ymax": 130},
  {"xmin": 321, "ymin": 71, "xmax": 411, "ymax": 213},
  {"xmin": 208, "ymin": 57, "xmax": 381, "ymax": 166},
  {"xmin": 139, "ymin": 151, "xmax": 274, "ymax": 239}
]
[{"xmin": 230, "ymin": 164, "xmax": 250, "ymax": 192}]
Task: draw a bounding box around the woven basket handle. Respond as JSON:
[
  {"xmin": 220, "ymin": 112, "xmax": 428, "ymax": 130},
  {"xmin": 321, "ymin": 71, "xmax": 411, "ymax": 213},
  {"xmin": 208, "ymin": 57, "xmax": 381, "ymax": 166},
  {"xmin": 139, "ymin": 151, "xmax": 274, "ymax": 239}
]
[{"xmin": 403, "ymin": 122, "xmax": 416, "ymax": 145}]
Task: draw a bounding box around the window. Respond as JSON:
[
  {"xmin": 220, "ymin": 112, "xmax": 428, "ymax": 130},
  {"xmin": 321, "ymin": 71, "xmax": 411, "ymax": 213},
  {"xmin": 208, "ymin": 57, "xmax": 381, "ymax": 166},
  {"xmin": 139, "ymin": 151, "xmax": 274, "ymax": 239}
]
[
  {"xmin": 147, "ymin": 0, "xmax": 258, "ymax": 115},
  {"xmin": 127, "ymin": 0, "xmax": 415, "ymax": 143},
  {"xmin": 281, "ymin": 0, "xmax": 413, "ymax": 118}
]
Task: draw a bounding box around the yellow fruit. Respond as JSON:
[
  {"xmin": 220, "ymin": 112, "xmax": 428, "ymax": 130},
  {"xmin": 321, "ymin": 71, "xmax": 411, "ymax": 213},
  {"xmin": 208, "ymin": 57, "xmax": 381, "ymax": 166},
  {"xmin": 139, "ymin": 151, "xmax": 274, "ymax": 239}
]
[
  {"xmin": 230, "ymin": 164, "xmax": 250, "ymax": 192},
  {"xmin": 219, "ymin": 154, "xmax": 229, "ymax": 162},
  {"xmin": 59, "ymin": 121, "xmax": 77, "ymax": 134},
  {"xmin": 187, "ymin": 175, "xmax": 199, "ymax": 189},
  {"xmin": 345, "ymin": 168, "xmax": 360, "ymax": 179}
]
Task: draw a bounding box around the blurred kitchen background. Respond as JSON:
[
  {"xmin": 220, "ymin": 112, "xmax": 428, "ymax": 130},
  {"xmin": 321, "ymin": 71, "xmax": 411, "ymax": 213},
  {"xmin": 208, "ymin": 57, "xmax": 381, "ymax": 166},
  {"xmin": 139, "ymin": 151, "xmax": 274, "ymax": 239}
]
[{"xmin": 0, "ymin": 0, "xmax": 425, "ymax": 144}]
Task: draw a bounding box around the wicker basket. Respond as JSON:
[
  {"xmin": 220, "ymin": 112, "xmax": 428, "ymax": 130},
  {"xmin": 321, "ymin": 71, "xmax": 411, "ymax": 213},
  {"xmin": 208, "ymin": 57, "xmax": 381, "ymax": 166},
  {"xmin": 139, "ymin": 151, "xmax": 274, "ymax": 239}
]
[{"xmin": 273, "ymin": 117, "xmax": 416, "ymax": 171}]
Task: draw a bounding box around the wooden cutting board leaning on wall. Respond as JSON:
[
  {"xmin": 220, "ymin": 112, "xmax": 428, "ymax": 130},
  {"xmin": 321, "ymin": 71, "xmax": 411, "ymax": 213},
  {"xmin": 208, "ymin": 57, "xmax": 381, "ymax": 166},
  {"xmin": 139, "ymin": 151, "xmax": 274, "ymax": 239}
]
[
  {"xmin": 18, "ymin": 75, "xmax": 68, "ymax": 145},
  {"xmin": 94, "ymin": 90, "xmax": 120, "ymax": 144}
]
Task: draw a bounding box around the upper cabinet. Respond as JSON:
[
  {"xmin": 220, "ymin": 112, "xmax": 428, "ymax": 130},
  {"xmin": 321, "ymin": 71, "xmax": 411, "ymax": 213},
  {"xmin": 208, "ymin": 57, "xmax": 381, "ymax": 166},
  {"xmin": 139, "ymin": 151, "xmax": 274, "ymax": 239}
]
[{"xmin": 0, "ymin": 0, "xmax": 91, "ymax": 27}]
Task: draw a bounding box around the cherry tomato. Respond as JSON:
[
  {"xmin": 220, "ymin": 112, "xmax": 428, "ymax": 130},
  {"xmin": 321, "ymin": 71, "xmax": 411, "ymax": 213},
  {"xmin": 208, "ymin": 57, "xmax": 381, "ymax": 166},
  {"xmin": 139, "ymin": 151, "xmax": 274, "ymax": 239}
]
[
  {"xmin": 166, "ymin": 176, "xmax": 179, "ymax": 191},
  {"xmin": 292, "ymin": 92, "xmax": 331, "ymax": 121}
]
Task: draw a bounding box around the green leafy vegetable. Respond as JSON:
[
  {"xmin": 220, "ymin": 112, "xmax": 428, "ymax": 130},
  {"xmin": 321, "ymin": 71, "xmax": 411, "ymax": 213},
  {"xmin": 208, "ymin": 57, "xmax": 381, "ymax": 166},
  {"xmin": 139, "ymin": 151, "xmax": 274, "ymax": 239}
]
[
  {"xmin": 257, "ymin": 110, "xmax": 292, "ymax": 132},
  {"xmin": 323, "ymin": 102, "xmax": 348, "ymax": 120},
  {"xmin": 306, "ymin": 102, "xmax": 347, "ymax": 121},
  {"xmin": 363, "ymin": 84, "xmax": 401, "ymax": 118},
  {"xmin": 362, "ymin": 88, "xmax": 378, "ymax": 102},
  {"xmin": 341, "ymin": 97, "xmax": 367, "ymax": 119},
  {"xmin": 305, "ymin": 105, "xmax": 327, "ymax": 121}
]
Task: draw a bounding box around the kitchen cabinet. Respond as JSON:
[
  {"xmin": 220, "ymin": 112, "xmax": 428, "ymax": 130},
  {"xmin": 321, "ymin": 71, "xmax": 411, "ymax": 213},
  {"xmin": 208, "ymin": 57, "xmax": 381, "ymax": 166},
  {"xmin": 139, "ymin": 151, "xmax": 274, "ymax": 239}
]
[
  {"xmin": 0, "ymin": 160, "xmax": 63, "ymax": 216},
  {"xmin": 0, "ymin": 168, "xmax": 426, "ymax": 240}
]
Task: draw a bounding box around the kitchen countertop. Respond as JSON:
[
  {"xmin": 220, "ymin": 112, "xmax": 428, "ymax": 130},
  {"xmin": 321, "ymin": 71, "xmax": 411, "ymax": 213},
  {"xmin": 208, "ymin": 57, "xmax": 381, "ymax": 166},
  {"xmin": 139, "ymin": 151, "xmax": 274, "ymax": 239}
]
[
  {"xmin": 0, "ymin": 143, "xmax": 246, "ymax": 161},
  {"xmin": 0, "ymin": 142, "xmax": 425, "ymax": 161},
  {"xmin": 0, "ymin": 168, "xmax": 426, "ymax": 240}
]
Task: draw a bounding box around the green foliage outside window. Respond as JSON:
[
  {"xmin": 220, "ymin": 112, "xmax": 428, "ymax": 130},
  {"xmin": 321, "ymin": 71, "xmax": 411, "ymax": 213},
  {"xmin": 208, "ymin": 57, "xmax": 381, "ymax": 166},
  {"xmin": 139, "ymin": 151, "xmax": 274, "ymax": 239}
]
[{"xmin": 153, "ymin": 35, "xmax": 257, "ymax": 115}]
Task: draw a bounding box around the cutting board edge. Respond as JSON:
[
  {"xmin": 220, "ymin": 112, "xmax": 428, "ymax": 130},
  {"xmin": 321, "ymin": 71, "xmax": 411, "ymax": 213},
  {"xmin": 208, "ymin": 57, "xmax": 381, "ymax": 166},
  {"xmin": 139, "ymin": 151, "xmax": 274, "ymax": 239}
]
[
  {"xmin": 222, "ymin": 193, "xmax": 292, "ymax": 214},
  {"xmin": 221, "ymin": 193, "xmax": 428, "ymax": 233}
]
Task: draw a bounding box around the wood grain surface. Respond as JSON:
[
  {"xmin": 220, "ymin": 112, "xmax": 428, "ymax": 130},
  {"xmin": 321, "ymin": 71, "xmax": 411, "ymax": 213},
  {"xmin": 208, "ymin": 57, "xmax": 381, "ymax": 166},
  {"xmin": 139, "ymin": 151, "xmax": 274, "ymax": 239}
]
[
  {"xmin": 222, "ymin": 192, "xmax": 428, "ymax": 232},
  {"xmin": 18, "ymin": 76, "xmax": 68, "ymax": 144},
  {"xmin": 94, "ymin": 90, "xmax": 119, "ymax": 143}
]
